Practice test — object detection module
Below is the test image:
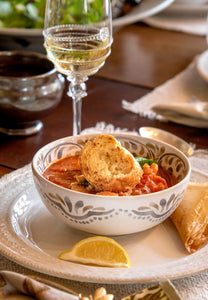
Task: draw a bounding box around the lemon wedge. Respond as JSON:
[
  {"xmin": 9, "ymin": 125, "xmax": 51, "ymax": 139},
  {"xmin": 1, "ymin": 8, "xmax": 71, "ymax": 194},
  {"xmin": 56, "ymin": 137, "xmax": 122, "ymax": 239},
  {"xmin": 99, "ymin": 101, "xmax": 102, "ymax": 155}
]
[{"xmin": 58, "ymin": 236, "xmax": 131, "ymax": 268}]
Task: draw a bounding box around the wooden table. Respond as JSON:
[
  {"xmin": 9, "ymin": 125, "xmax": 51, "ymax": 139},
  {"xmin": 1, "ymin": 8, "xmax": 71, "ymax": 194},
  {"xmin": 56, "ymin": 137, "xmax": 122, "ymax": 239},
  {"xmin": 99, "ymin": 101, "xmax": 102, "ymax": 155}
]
[{"xmin": 0, "ymin": 23, "xmax": 208, "ymax": 176}]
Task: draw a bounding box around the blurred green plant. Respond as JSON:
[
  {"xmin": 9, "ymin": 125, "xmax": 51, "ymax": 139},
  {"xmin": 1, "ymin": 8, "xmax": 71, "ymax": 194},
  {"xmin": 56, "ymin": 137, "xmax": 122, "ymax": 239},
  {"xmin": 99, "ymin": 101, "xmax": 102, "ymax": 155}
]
[
  {"xmin": 0, "ymin": 0, "xmax": 45, "ymax": 28},
  {"xmin": 0, "ymin": 0, "xmax": 104, "ymax": 28},
  {"xmin": 59, "ymin": 0, "xmax": 103, "ymax": 25}
]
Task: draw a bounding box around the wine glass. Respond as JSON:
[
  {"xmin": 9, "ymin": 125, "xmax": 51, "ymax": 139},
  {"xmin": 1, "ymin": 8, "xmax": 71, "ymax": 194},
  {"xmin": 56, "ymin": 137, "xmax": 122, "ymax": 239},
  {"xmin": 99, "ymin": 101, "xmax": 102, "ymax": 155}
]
[{"xmin": 43, "ymin": 0, "xmax": 113, "ymax": 135}]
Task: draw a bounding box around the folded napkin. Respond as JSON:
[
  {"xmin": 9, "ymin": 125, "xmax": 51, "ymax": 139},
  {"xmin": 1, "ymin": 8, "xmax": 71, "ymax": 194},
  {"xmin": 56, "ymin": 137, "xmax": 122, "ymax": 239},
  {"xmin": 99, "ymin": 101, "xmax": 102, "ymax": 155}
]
[
  {"xmin": 152, "ymin": 99, "xmax": 208, "ymax": 128},
  {"xmin": 122, "ymin": 53, "xmax": 208, "ymax": 128}
]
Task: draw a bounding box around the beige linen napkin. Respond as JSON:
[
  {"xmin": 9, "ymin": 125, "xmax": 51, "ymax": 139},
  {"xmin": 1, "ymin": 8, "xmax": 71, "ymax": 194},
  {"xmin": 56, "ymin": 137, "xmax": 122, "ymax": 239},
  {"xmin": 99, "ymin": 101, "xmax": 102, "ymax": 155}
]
[
  {"xmin": 122, "ymin": 53, "xmax": 208, "ymax": 128},
  {"xmin": 152, "ymin": 100, "xmax": 208, "ymax": 128}
]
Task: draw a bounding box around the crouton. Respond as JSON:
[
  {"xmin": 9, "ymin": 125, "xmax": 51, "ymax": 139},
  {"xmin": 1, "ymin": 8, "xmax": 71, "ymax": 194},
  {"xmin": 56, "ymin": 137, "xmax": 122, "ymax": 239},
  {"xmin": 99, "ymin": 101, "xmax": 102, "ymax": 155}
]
[{"xmin": 80, "ymin": 134, "xmax": 143, "ymax": 193}]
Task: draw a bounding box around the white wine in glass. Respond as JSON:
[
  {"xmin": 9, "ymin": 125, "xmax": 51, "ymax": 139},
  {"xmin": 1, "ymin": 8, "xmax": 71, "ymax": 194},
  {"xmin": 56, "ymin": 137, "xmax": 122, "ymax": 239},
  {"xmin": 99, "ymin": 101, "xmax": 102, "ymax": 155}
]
[{"xmin": 43, "ymin": 0, "xmax": 113, "ymax": 135}]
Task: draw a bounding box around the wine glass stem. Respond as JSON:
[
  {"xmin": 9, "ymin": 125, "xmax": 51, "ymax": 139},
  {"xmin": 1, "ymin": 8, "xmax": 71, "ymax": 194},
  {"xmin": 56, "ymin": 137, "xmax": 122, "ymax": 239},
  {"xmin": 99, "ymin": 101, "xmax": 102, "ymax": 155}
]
[{"xmin": 67, "ymin": 77, "xmax": 88, "ymax": 135}]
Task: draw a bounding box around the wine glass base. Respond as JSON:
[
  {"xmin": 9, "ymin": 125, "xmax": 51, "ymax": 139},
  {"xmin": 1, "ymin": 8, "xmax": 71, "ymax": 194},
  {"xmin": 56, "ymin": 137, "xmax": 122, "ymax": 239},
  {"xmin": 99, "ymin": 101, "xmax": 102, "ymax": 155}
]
[{"xmin": 0, "ymin": 121, "xmax": 43, "ymax": 136}]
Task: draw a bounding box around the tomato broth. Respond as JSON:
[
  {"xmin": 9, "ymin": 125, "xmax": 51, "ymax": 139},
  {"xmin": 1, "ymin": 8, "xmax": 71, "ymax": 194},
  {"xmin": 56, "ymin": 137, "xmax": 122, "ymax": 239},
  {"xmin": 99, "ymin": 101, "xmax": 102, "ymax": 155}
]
[{"xmin": 43, "ymin": 154, "xmax": 178, "ymax": 196}]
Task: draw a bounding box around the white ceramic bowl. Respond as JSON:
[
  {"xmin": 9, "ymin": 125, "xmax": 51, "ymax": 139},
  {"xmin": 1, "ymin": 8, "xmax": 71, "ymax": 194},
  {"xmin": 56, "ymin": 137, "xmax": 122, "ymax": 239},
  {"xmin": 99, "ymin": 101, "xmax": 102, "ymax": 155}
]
[{"xmin": 32, "ymin": 133, "xmax": 191, "ymax": 235}]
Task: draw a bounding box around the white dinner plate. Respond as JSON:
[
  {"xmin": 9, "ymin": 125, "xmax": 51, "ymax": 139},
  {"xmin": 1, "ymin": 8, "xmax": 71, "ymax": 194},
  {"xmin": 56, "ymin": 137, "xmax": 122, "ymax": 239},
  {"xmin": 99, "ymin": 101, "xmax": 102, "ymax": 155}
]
[
  {"xmin": 0, "ymin": 164, "xmax": 208, "ymax": 284},
  {"xmin": 112, "ymin": 0, "xmax": 174, "ymax": 27}
]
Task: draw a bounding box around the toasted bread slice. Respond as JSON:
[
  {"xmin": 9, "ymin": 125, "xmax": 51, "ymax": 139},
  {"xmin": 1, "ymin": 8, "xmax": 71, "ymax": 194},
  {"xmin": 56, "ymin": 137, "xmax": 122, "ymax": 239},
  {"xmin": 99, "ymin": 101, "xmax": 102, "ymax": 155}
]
[{"xmin": 80, "ymin": 134, "xmax": 143, "ymax": 193}]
